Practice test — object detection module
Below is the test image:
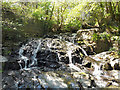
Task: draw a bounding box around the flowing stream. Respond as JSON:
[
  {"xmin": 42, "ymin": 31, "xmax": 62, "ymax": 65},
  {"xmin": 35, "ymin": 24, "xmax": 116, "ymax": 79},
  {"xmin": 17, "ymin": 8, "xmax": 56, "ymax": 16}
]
[
  {"xmin": 66, "ymin": 42, "xmax": 83, "ymax": 71},
  {"xmin": 19, "ymin": 45, "xmax": 29, "ymax": 69},
  {"xmin": 30, "ymin": 39, "xmax": 41, "ymax": 67},
  {"xmin": 18, "ymin": 34, "xmax": 106, "ymax": 87},
  {"xmin": 18, "ymin": 34, "xmax": 89, "ymax": 71},
  {"xmin": 2, "ymin": 33, "xmax": 120, "ymax": 89},
  {"xmin": 3, "ymin": 32, "xmax": 120, "ymax": 89}
]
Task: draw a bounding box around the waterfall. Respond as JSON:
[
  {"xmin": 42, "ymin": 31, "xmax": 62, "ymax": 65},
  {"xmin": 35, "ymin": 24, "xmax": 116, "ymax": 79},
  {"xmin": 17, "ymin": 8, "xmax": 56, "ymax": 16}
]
[
  {"xmin": 92, "ymin": 63, "xmax": 102, "ymax": 80},
  {"xmin": 5, "ymin": 32, "xmax": 118, "ymax": 89},
  {"xmin": 68, "ymin": 64, "xmax": 81, "ymax": 71},
  {"xmin": 67, "ymin": 50, "xmax": 72, "ymax": 64},
  {"xmin": 66, "ymin": 41, "xmax": 84, "ymax": 72},
  {"xmin": 47, "ymin": 40, "xmax": 52, "ymax": 50},
  {"xmin": 19, "ymin": 39, "xmax": 41, "ymax": 69},
  {"xmin": 29, "ymin": 39, "xmax": 41, "ymax": 67},
  {"xmin": 72, "ymin": 33, "xmax": 77, "ymax": 44},
  {"xmin": 19, "ymin": 45, "xmax": 29, "ymax": 70},
  {"xmin": 59, "ymin": 36, "xmax": 62, "ymax": 40},
  {"xmin": 66, "ymin": 42, "xmax": 73, "ymax": 64},
  {"xmin": 92, "ymin": 63, "xmax": 107, "ymax": 87},
  {"xmin": 18, "ymin": 60, "xmax": 23, "ymax": 70},
  {"xmin": 79, "ymin": 46, "xmax": 88, "ymax": 56},
  {"xmin": 57, "ymin": 52, "xmax": 61, "ymax": 62},
  {"xmin": 18, "ymin": 34, "xmax": 88, "ymax": 71}
]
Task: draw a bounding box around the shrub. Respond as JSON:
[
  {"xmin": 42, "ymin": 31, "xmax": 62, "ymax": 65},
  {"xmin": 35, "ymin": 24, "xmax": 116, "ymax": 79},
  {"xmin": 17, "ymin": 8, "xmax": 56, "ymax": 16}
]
[{"xmin": 92, "ymin": 32, "xmax": 110, "ymax": 41}]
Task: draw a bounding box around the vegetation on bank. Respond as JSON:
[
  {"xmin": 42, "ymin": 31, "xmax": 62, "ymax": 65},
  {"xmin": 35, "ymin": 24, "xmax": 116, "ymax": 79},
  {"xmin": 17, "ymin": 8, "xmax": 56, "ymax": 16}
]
[{"xmin": 2, "ymin": 1, "xmax": 120, "ymax": 56}]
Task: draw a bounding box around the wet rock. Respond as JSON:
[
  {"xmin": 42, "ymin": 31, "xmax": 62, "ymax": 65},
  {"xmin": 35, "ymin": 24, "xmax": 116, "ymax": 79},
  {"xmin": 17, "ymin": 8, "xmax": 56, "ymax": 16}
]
[
  {"xmin": 81, "ymin": 45, "xmax": 94, "ymax": 55},
  {"xmin": 60, "ymin": 56, "xmax": 69, "ymax": 64},
  {"xmin": 76, "ymin": 29, "xmax": 112, "ymax": 54},
  {"xmin": 3, "ymin": 61, "xmax": 20, "ymax": 70},
  {"xmin": 2, "ymin": 76, "xmax": 15, "ymax": 88},
  {"xmin": 2, "ymin": 33, "xmax": 120, "ymax": 89},
  {"xmin": 82, "ymin": 56, "xmax": 100, "ymax": 68},
  {"xmin": 77, "ymin": 81, "xmax": 85, "ymax": 89},
  {"xmin": 114, "ymin": 63, "xmax": 120, "ymax": 70},
  {"xmin": 94, "ymin": 39, "xmax": 112, "ymax": 53},
  {"xmin": 84, "ymin": 62, "xmax": 92, "ymax": 68},
  {"xmin": 104, "ymin": 63, "xmax": 113, "ymax": 70},
  {"xmin": 77, "ymin": 28, "xmax": 98, "ymax": 40},
  {"xmin": 38, "ymin": 61, "xmax": 61, "ymax": 69},
  {"xmin": 90, "ymin": 51, "xmax": 119, "ymax": 70},
  {"xmin": 59, "ymin": 52, "xmax": 66, "ymax": 55},
  {"xmin": 90, "ymin": 79, "xmax": 98, "ymax": 88},
  {"xmin": 8, "ymin": 71, "xmax": 16, "ymax": 76},
  {"xmin": 72, "ymin": 56, "xmax": 82, "ymax": 64}
]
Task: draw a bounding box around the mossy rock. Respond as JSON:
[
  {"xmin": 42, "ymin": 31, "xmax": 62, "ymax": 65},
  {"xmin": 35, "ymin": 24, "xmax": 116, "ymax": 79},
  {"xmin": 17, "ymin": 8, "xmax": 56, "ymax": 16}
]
[{"xmin": 94, "ymin": 39, "xmax": 112, "ymax": 53}]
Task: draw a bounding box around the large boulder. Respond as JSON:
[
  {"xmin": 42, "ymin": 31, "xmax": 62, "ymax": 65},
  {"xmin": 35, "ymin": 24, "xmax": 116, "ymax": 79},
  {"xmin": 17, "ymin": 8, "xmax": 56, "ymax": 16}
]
[
  {"xmin": 94, "ymin": 39, "xmax": 112, "ymax": 53},
  {"xmin": 76, "ymin": 29, "xmax": 112, "ymax": 54}
]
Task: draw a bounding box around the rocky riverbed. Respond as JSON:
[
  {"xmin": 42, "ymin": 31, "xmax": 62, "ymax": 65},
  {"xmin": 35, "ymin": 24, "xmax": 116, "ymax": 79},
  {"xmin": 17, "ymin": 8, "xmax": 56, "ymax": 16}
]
[
  {"xmin": 2, "ymin": 51, "xmax": 120, "ymax": 89},
  {"xmin": 2, "ymin": 29, "xmax": 120, "ymax": 89}
]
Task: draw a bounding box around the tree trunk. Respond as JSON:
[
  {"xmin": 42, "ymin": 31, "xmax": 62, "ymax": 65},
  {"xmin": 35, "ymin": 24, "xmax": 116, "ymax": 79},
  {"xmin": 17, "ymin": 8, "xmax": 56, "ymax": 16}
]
[
  {"xmin": 109, "ymin": 2, "xmax": 115, "ymax": 20},
  {"xmin": 50, "ymin": 3, "xmax": 54, "ymax": 20},
  {"xmin": 105, "ymin": 2, "xmax": 109, "ymax": 14}
]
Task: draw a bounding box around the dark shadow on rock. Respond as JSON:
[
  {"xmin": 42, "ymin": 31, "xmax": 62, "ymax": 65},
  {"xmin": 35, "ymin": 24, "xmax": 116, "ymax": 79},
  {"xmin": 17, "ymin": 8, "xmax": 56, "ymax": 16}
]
[
  {"xmin": 104, "ymin": 63, "xmax": 113, "ymax": 70},
  {"xmin": 3, "ymin": 61, "xmax": 21, "ymax": 71},
  {"xmin": 114, "ymin": 63, "xmax": 120, "ymax": 70}
]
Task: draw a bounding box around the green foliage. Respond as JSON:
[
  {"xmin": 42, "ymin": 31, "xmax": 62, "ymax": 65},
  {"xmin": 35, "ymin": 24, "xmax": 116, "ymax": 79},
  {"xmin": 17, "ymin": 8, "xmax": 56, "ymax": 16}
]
[
  {"xmin": 32, "ymin": 1, "xmax": 53, "ymax": 20},
  {"xmin": 2, "ymin": 2, "xmax": 24, "ymax": 31},
  {"xmin": 109, "ymin": 47, "xmax": 116, "ymax": 51},
  {"xmin": 92, "ymin": 32, "xmax": 110, "ymax": 41},
  {"xmin": 99, "ymin": 32, "xmax": 110, "ymax": 40},
  {"xmin": 118, "ymin": 51, "xmax": 120, "ymax": 55},
  {"xmin": 77, "ymin": 41, "xmax": 84, "ymax": 44},
  {"xmin": 2, "ymin": 1, "xmax": 120, "ymax": 33},
  {"xmin": 111, "ymin": 36, "xmax": 119, "ymax": 41},
  {"xmin": 64, "ymin": 18, "xmax": 82, "ymax": 31},
  {"xmin": 92, "ymin": 33, "xmax": 100, "ymax": 41}
]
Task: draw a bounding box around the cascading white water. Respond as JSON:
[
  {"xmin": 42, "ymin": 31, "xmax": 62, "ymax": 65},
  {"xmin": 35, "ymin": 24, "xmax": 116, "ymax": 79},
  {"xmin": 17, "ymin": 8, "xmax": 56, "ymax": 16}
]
[
  {"xmin": 57, "ymin": 52, "xmax": 61, "ymax": 62},
  {"xmin": 47, "ymin": 40, "xmax": 52, "ymax": 50},
  {"xmin": 79, "ymin": 47, "xmax": 88, "ymax": 56},
  {"xmin": 66, "ymin": 42, "xmax": 73, "ymax": 64},
  {"xmin": 66, "ymin": 42, "xmax": 85, "ymax": 71},
  {"xmin": 5, "ymin": 32, "xmax": 117, "ymax": 89},
  {"xmin": 19, "ymin": 39, "xmax": 41, "ymax": 70},
  {"xmin": 18, "ymin": 60, "xmax": 23, "ymax": 70},
  {"xmin": 59, "ymin": 36, "xmax": 62, "ymax": 40},
  {"xmin": 29, "ymin": 39, "xmax": 41, "ymax": 67},
  {"xmin": 67, "ymin": 50, "xmax": 72, "ymax": 64},
  {"xmin": 92, "ymin": 63, "xmax": 102, "ymax": 80},
  {"xmin": 18, "ymin": 35, "xmax": 88, "ymax": 71},
  {"xmin": 19, "ymin": 45, "xmax": 29, "ymax": 70},
  {"xmin": 65, "ymin": 34, "xmax": 88, "ymax": 71},
  {"xmin": 92, "ymin": 63, "xmax": 107, "ymax": 87},
  {"xmin": 72, "ymin": 33, "xmax": 77, "ymax": 44}
]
